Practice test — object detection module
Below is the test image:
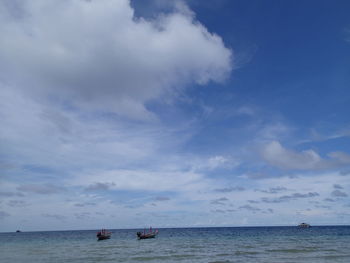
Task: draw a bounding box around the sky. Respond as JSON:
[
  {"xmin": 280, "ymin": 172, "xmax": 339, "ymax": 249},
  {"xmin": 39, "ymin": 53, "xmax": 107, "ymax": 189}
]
[{"xmin": 0, "ymin": 0, "xmax": 350, "ymax": 232}]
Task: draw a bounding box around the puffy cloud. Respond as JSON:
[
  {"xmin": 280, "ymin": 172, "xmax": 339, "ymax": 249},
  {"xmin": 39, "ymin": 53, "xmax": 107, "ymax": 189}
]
[
  {"xmin": 331, "ymin": 190, "xmax": 348, "ymax": 198},
  {"xmin": 0, "ymin": 1, "xmax": 233, "ymax": 212},
  {"xmin": 261, "ymin": 141, "xmax": 322, "ymax": 170},
  {"xmin": 261, "ymin": 141, "xmax": 350, "ymax": 170},
  {"xmin": 0, "ymin": 0, "xmax": 232, "ymax": 120}
]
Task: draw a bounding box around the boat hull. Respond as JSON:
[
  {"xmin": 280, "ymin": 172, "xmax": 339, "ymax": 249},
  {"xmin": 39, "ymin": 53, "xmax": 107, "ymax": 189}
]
[
  {"xmin": 138, "ymin": 233, "xmax": 156, "ymax": 239},
  {"xmin": 97, "ymin": 235, "xmax": 111, "ymax": 241},
  {"xmin": 96, "ymin": 230, "xmax": 111, "ymax": 241}
]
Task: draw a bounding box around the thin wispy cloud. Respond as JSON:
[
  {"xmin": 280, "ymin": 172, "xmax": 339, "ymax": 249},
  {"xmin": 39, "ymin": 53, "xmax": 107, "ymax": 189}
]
[
  {"xmin": 261, "ymin": 192, "xmax": 319, "ymax": 204},
  {"xmin": 255, "ymin": 187, "xmax": 288, "ymax": 194},
  {"xmin": 214, "ymin": 187, "xmax": 245, "ymax": 193},
  {"xmin": 17, "ymin": 184, "xmax": 66, "ymax": 195},
  {"xmin": 211, "ymin": 197, "xmax": 229, "ymax": 205},
  {"xmin": 85, "ymin": 183, "xmax": 116, "ymax": 192},
  {"xmin": 155, "ymin": 196, "xmax": 171, "ymax": 202},
  {"xmin": 42, "ymin": 214, "xmax": 66, "ymax": 221}
]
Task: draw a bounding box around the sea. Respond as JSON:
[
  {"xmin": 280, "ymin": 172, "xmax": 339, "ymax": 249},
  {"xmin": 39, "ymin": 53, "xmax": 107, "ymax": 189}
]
[{"xmin": 1, "ymin": 226, "xmax": 350, "ymax": 263}]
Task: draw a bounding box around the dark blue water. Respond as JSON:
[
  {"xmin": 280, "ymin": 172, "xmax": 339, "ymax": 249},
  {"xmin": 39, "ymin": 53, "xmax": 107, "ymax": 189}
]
[{"xmin": 1, "ymin": 226, "xmax": 350, "ymax": 262}]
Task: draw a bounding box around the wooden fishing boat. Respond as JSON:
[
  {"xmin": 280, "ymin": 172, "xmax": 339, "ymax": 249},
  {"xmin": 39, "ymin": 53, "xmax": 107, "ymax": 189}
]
[
  {"xmin": 96, "ymin": 229, "xmax": 111, "ymax": 240},
  {"xmin": 137, "ymin": 227, "xmax": 158, "ymax": 239}
]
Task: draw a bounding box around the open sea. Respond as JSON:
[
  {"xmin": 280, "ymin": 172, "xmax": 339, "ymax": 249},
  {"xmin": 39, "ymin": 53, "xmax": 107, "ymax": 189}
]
[{"xmin": 1, "ymin": 226, "xmax": 350, "ymax": 263}]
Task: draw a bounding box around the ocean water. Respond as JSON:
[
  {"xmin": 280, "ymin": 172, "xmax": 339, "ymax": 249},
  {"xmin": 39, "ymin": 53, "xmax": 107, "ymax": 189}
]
[{"xmin": 1, "ymin": 226, "xmax": 350, "ymax": 263}]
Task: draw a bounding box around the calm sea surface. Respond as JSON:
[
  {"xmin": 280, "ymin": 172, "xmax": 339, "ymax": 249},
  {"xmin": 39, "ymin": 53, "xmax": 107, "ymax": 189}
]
[{"xmin": 1, "ymin": 226, "xmax": 350, "ymax": 263}]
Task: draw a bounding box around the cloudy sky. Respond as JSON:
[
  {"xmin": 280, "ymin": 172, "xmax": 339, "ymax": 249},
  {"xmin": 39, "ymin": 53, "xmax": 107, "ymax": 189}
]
[{"xmin": 0, "ymin": 0, "xmax": 350, "ymax": 231}]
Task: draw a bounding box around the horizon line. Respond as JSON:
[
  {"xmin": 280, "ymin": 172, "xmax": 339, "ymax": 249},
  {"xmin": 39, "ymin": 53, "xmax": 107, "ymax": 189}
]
[{"xmin": 2, "ymin": 224, "xmax": 350, "ymax": 233}]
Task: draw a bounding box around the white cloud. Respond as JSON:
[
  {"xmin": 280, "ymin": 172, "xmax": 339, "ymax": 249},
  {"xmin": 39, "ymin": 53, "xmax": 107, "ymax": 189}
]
[
  {"xmin": 0, "ymin": 82, "xmax": 193, "ymax": 172},
  {"xmin": 187, "ymin": 155, "xmax": 240, "ymax": 173},
  {"xmin": 206, "ymin": 155, "xmax": 239, "ymax": 170},
  {"xmin": 261, "ymin": 141, "xmax": 350, "ymax": 170},
  {"xmin": 0, "ymin": 0, "xmax": 232, "ymax": 120}
]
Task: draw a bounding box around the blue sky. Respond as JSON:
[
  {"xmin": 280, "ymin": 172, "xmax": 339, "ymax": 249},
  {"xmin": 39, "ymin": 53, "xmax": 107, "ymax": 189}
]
[{"xmin": 0, "ymin": 0, "xmax": 350, "ymax": 231}]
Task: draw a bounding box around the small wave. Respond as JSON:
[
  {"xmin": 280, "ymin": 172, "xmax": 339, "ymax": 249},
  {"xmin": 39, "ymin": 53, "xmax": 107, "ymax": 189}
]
[
  {"xmin": 316, "ymin": 255, "xmax": 350, "ymax": 259},
  {"xmin": 131, "ymin": 256, "xmax": 169, "ymax": 261},
  {"xmin": 188, "ymin": 245, "xmax": 205, "ymax": 249},
  {"xmin": 131, "ymin": 254, "xmax": 197, "ymax": 261},
  {"xmin": 322, "ymin": 249, "xmax": 338, "ymax": 252},
  {"xmin": 234, "ymin": 250, "xmax": 260, "ymax": 255},
  {"xmin": 239, "ymin": 245, "xmax": 255, "ymax": 249},
  {"xmin": 266, "ymin": 248, "xmax": 317, "ymax": 253},
  {"xmin": 215, "ymin": 253, "xmax": 232, "ymax": 256}
]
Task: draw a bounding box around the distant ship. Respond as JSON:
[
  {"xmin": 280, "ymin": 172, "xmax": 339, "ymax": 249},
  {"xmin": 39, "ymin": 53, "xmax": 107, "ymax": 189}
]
[
  {"xmin": 16, "ymin": 230, "xmax": 21, "ymax": 232},
  {"xmin": 298, "ymin": 223, "xmax": 311, "ymax": 228}
]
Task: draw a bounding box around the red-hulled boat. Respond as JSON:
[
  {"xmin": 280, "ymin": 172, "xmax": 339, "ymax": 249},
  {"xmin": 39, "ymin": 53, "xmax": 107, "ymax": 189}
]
[{"xmin": 96, "ymin": 229, "xmax": 111, "ymax": 240}]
